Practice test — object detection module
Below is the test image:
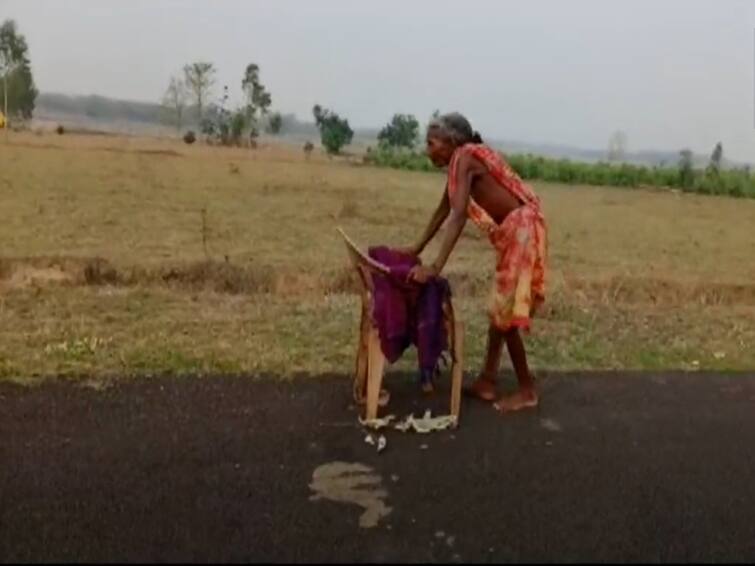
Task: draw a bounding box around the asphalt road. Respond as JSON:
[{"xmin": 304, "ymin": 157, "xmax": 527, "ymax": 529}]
[{"xmin": 2, "ymin": 371, "xmax": 755, "ymax": 563}]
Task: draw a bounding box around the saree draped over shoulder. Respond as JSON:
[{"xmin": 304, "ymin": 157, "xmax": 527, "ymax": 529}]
[{"xmin": 447, "ymin": 144, "xmax": 548, "ymax": 332}]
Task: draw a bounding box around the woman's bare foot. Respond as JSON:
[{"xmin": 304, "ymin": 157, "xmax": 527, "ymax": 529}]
[
  {"xmin": 493, "ymin": 388, "xmax": 539, "ymax": 413},
  {"xmin": 463, "ymin": 376, "xmax": 498, "ymax": 402}
]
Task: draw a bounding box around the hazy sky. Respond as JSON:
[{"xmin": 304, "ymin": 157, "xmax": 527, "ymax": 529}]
[{"xmin": 4, "ymin": 0, "xmax": 755, "ymax": 160}]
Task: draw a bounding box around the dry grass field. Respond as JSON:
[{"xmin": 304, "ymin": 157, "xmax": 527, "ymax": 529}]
[{"xmin": 1, "ymin": 132, "xmax": 754, "ymax": 383}]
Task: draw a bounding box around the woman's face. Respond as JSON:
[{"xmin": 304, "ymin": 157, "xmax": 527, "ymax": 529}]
[{"xmin": 426, "ymin": 132, "xmax": 456, "ymax": 168}]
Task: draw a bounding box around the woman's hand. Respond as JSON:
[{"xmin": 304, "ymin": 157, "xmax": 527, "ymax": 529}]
[{"xmin": 407, "ymin": 264, "xmax": 438, "ymax": 284}]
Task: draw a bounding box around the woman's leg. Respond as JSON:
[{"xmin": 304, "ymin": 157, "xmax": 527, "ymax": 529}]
[
  {"xmin": 482, "ymin": 324, "xmax": 506, "ymax": 380},
  {"xmin": 494, "ymin": 328, "xmax": 539, "ymax": 413},
  {"xmin": 463, "ymin": 324, "xmax": 505, "ymax": 401}
]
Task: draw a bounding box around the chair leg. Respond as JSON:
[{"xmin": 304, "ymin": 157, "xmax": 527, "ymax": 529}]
[
  {"xmin": 450, "ymin": 320, "xmax": 464, "ymax": 425},
  {"xmin": 353, "ymin": 308, "xmax": 369, "ymax": 403},
  {"xmin": 365, "ymin": 327, "xmax": 385, "ymax": 421}
]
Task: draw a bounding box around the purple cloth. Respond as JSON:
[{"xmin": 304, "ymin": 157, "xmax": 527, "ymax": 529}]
[{"xmin": 368, "ymin": 246, "xmax": 450, "ymax": 384}]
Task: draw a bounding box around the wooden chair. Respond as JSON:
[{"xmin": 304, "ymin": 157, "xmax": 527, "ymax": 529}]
[{"xmin": 336, "ymin": 228, "xmax": 464, "ymax": 425}]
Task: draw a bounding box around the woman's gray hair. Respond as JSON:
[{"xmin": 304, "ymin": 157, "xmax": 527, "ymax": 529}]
[{"xmin": 427, "ymin": 112, "xmax": 483, "ymax": 146}]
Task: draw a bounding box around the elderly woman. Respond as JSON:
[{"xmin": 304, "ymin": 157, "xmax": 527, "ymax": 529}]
[{"xmin": 404, "ymin": 113, "xmax": 547, "ymax": 413}]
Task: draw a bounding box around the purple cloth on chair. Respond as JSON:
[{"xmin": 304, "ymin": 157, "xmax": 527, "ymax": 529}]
[{"xmin": 368, "ymin": 246, "xmax": 450, "ymax": 383}]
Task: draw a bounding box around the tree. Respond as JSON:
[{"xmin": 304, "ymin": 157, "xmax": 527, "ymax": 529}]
[
  {"xmin": 3, "ymin": 62, "xmax": 35, "ymax": 121},
  {"xmin": 0, "ymin": 20, "xmax": 38, "ymax": 124},
  {"xmin": 707, "ymin": 142, "xmax": 723, "ymax": 175},
  {"xmin": 378, "ymin": 113, "xmax": 419, "ymax": 149},
  {"xmin": 266, "ymin": 112, "xmax": 283, "ymax": 135},
  {"xmin": 241, "ymin": 63, "xmax": 272, "ymax": 142},
  {"xmin": 312, "ymin": 104, "xmax": 353, "ymax": 154},
  {"xmin": 183, "ymin": 62, "xmax": 216, "ymax": 122},
  {"xmin": 241, "ymin": 64, "xmax": 272, "ymax": 114},
  {"xmin": 229, "ymin": 108, "xmax": 246, "ymax": 145},
  {"xmin": 200, "ymin": 85, "xmax": 249, "ymax": 147},
  {"xmin": 679, "ymin": 149, "xmax": 695, "ymax": 188},
  {"xmin": 161, "ymin": 75, "xmax": 187, "ymax": 133},
  {"xmin": 200, "ymin": 85, "xmax": 230, "ymax": 144},
  {"xmin": 607, "ymin": 130, "xmax": 628, "ymax": 162}
]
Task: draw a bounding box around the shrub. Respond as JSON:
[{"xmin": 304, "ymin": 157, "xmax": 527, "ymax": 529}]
[{"xmin": 303, "ymin": 141, "xmax": 314, "ymax": 159}]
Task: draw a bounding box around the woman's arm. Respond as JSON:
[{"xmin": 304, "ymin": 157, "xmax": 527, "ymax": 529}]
[
  {"xmin": 409, "ymin": 153, "xmax": 484, "ymax": 282},
  {"xmin": 410, "ymin": 190, "xmax": 450, "ymax": 255}
]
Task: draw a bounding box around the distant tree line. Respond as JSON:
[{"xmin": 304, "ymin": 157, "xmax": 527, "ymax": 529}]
[
  {"xmin": 41, "ymin": 92, "xmax": 166, "ymax": 123},
  {"xmin": 365, "ymin": 137, "xmax": 754, "ymax": 199}
]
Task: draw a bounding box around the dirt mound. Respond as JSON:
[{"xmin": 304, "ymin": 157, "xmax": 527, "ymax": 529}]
[
  {"xmin": 135, "ymin": 149, "xmax": 182, "ymax": 157},
  {"xmin": 159, "ymin": 260, "xmax": 273, "ymax": 294},
  {"xmin": 564, "ymin": 275, "xmax": 755, "ymax": 307},
  {"xmin": 157, "ymin": 260, "xmax": 358, "ymax": 296},
  {"xmin": 0, "ymin": 256, "xmax": 117, "ymax": 291},
  {"xmin": 2, "ymin": 255, "xmax": 751, "ymax": 307}
]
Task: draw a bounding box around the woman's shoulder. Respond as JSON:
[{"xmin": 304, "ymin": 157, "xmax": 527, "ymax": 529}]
[{"xmin": 458, "ymin": 143, "xmax": 504, "ymax": 169}]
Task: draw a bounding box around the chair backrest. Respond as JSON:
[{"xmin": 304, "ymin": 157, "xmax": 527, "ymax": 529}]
[{"xmin": 336, "ymin": 228, "xmax": 390, "ymax": 295}]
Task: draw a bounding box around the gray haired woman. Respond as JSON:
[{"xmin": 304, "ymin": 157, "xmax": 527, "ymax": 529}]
[{"xmin": 403, "ymin": 113, "xmax": 548, "ymax": 413}]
